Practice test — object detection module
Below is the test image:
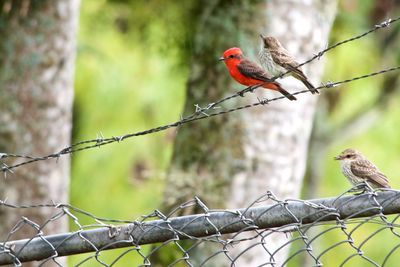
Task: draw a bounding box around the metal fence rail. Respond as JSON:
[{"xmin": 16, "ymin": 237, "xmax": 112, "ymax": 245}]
[{"xmin": 1, "ymin": 188, "xmax": 400, "ymax": 266}]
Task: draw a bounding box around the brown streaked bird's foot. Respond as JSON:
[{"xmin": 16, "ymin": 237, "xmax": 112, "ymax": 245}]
[
  {"xmin": 361, "ymin": 181, "xmax": 375, "ymax": 192},
  {"xmin": 353, "ymin": 189, "xmax": 368, "ymax": 196},
  {"xmin": 350, "ymin": 182, "xmax": 374, "ymax": 195},
  {"xmin": 348, "ymin": 185, "xmax": 363, "ymax": 194},
  {"xmin": 237, "ymin": 91, "xmax": 246, "ymax": 97}
]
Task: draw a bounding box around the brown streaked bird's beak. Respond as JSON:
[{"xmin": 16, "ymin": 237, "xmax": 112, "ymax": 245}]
[
  {"xmin": 218, "ymin": 56, "xmax": 225, "ymax": 61},
  {"xmin": 259, "ymin": 33, "xmax": 266, "ymax": 39},
  {"xmin": 334, "ymin": 155, "xmax": 342, "ymax": 160}
]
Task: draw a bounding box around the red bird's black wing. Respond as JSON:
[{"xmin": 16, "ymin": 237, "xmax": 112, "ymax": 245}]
[
  {"xmin": 237, "ymin": 58, "xmax": 296, "ymax": 101},
  {"xmin": 237, "ymin": 58, "xmax": 274, "ymax": 82}
]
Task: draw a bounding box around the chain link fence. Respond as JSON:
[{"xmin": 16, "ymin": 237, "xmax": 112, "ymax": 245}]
[{"xmin": 2, "ymin": 186, "xmax": 400, "ymax": 266}]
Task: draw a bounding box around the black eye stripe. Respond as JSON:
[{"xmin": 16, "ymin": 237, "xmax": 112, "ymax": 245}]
[{"xmin": 225, "ymin": 54, "xmax": 242, "ymax": 59}]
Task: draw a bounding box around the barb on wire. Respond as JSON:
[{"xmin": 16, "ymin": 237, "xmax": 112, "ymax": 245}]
[{"xmin": 1, "ymin": 17, "xmax": 400, "ymax": 174}]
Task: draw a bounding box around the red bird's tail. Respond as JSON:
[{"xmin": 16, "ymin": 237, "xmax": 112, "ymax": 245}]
[{"xmin": 263, "ymin": 82, "xmax": 297, "ymax": 101}]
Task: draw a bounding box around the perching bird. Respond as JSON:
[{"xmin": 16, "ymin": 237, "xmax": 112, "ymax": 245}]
[
  {"xmin": 334, "ymin": 148, "xmax": 390, "ymax": 189},
  {"xmin": 258, "ymin": 35, "xmax": 318, "ymax": 94},
  {"xmin": 219, "ymin": 47, "xmax": 296, "ymax": 101}
]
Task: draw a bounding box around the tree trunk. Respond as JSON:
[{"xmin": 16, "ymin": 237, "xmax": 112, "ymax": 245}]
[
  {"xmin": 0, "ymin": 1, "xmax": 79, "ymax": 266},
  {"xmin": 160, "ymin": 0, "xmax": 336, "ymax": 266}
]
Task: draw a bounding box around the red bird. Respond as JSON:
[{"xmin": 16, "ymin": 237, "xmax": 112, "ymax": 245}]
[{"xmin": 219, "ymin": 47, "xmax": 296, "ymax": 101}]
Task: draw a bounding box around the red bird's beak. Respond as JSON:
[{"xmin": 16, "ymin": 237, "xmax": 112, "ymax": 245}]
[{"xmin": 219, "ymin": 56, "xmax": 225, "ymax": 61}]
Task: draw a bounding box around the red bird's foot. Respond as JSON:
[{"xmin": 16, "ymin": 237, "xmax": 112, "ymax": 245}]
[
  {"xmin": 237, "ymin": 91, "xmax": 246, "ymax": 97},
  {"xmin": 249, "ymin": 85, "xmax": 257, "ymax": 93}
]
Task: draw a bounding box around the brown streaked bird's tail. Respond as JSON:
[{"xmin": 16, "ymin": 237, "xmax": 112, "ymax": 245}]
[
  {"xmin": 277, "ymin": 87, "xmax": 297, "ymax": 101},
  {"xmin": 374, "ymin": 172, "xmax": 391, "ymax": 189},
  {"xmin": 292, "ymin": 70, "xmax": 319, "ymax": 94},
  {"xmin": 300, "ymin": 77, "xmax": 319, "ymax": 94}
]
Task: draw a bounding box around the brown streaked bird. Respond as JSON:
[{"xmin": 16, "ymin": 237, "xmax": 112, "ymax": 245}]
[
  {"xmin": 334, "ymin": 148, "xmax": 390, "ymax": 189},
  {"xmin": 258, "ymin": 35, "xmax": 319, "ymax": 94}
]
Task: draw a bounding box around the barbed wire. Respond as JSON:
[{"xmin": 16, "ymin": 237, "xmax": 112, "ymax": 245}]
[
  {"xmin": 198, "ymin": 16, "xmax": 400, "ymax": 111},
  {"xmin": 1, "ymin": 17, "xmax": 399, "ymax": 174},
  {"xmin": 2, "ymin": 65, "xmax": 399, "ymax": 175},
  {"xmin": 190, "ymin": 16, "xmax": 400, "ymax": 111},
  {"xmin": 1, "ymin": 186, "xmax": 400, "ymax": 266}
]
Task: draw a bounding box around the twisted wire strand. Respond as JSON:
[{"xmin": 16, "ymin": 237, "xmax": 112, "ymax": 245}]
[{"xmin": 1, "ymin": 17, "xmax": 399, "ymax": 173}]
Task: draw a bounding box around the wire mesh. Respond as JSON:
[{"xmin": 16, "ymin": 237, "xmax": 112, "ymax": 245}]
[{"xmin": 2, "ymin": 186, "xmax": 400, "ymax": 266}]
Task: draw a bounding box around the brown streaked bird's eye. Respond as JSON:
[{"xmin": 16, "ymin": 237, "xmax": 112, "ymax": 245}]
[{"xmin": 346, "ymin": 155, "xmax": 351, "ymax": 158}]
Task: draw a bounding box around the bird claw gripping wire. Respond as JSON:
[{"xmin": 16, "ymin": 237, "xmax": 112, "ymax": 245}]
[
  {"xmin": 349, "ymin": 182, "xmax": 375, "ymax": 195},
  {"xmin": 248, "ymin": 85, "xmax": 258, "ymax": 93},
  {"xmin": 237, "ymin": 91, "xmax": 246, "ymax": 97},
  {"xmin": 237, "ymin": 85, "xmax": 258, "ymax": 97}
]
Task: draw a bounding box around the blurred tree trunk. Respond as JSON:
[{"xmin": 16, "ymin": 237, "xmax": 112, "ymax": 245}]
[
  {"xmin": 158, "ymin": 0, "xmax": 336, "ymax": 266},
  {"xmin": 0, "ymin": 0, "xmax": 79, "ymax": 266}
]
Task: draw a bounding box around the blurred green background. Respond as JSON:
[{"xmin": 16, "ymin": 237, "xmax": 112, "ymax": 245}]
[{"xmin": 70, "ymin": 0, "xmax": 400, "ymax": 265}]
